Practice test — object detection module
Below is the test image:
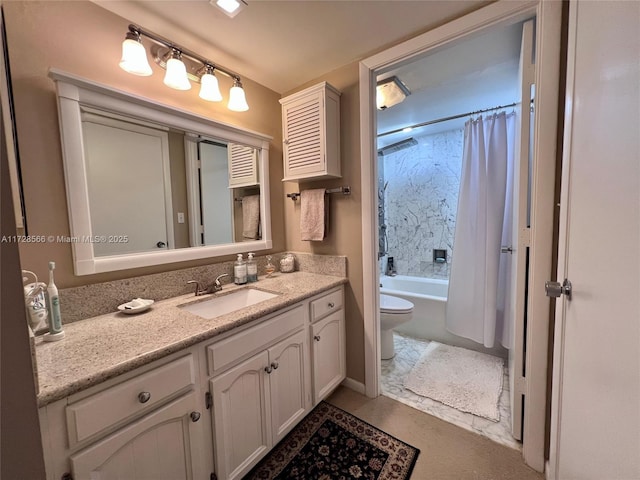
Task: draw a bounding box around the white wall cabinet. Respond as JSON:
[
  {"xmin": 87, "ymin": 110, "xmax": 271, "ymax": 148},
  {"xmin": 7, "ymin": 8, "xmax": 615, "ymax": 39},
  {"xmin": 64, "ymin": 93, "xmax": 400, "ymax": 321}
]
[
  {"xmin": 280, "ymin": 82, "xmax": 341, "ymax": 181},
  {"xmin": 39, "ymin": 286, "xmax": 344, "ymax": 480}
]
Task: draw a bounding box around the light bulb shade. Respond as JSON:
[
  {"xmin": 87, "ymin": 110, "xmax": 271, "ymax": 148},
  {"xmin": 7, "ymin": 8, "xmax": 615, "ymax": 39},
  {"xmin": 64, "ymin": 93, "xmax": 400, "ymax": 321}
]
[
  {"xmin": 228, "ymin": 82, "xmax": 249, "ymax": 112},
  {"xmin": 164, "ymin": 57, "xmax": 191, "ymax": 90},
  {"xmin": 119, "ymin": 38, "xmax": 152, "ymax": 76},
  {"xmin": 199, "ymin": 73, "xmax": 223, "ymax": 101}
]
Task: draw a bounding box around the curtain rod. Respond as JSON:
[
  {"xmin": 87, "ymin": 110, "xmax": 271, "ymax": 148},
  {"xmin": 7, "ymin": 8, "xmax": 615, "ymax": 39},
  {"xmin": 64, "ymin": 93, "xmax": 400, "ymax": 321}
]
[{"xmin": 377, "ymin": 101, "xmax": 520, "ymax": 138}]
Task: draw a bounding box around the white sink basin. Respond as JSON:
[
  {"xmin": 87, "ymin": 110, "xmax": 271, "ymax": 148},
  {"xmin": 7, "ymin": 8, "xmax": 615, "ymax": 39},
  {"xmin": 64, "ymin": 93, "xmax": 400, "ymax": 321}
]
[{"xmin": 180, "ymin": 288, "xmax": 278, "ymax": 320}]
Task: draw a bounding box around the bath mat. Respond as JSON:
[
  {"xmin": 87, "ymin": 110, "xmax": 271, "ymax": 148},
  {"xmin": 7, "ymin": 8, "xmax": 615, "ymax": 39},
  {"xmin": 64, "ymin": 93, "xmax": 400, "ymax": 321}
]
[
  {"xmin": 404, "ymin": 342, "xmax": 504, "ymax": 421},
  {"xmin": 244, "ymin": 401, "xmax": 420, "ymax": 480}
]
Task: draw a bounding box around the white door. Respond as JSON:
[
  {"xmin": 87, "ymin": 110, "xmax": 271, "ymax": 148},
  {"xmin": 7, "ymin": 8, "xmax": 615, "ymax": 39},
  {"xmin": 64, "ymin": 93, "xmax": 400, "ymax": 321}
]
[
  {"xmin": 548, "ymin": 2, "xmax": 640, "ymax": 479},
  {"xmin": 70, "ymin": 393, "xmax": 204, "ymax": 480},
  {"xmin": 507, "ymin": 19, "xmax": 535, "ymax": 442},
  {"xmin": 268, "ymin": 330, "xmax": 309, "ymax": 443},
  {"xmin": 199, "ymin": 141, "xmax": 233, "ymax": 245},
  {"xmin": 82, "ymin": 115, "xmax": 173, "ymax": 255},
  {"xmin": 210, "ymin": 351, "xmax": 271, "ymax": 480}
]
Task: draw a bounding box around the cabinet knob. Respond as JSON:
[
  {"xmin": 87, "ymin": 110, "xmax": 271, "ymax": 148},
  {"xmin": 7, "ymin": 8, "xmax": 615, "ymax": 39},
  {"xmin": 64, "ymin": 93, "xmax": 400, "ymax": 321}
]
[
  {"xmin": 138, "ymin": 391, "xmax": 151, "ymax": 403},
  {"xmin": 264, "ymin": 365, "xmax": 273, "ymax": 374},
  {"xmin": 328, "ymin": 302, "xmax": 335, "ymax": 308},
  {"xmin": 190, "ymin": 411, "xmax": 201, "ymax": 422},
  {"xmin": 271, "ymin": 361, "xmax": 279, "ymax": 370},
  {"xmin": 314, "ymin": 335, "xmax": 321, "ymax": 342}
]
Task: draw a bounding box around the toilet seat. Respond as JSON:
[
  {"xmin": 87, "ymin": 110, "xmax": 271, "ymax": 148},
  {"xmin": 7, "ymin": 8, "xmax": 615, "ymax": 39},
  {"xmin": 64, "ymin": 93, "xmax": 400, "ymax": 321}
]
[{"xmin": 380, "ymin": 294, "xmax": 414, "ymax": 314}]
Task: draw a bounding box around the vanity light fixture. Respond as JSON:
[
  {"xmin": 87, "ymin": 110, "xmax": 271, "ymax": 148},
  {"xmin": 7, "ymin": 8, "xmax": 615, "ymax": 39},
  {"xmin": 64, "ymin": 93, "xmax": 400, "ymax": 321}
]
[
  {"xmin": 228, "ymin": 78, "xmax": 249, "ymax": 112},
  {"xmin": 376, "ymin": 76, "xmax": 411, "ymax": 110},
  {"xmin": 163, "ymin": 50, "xmax": 191, "ymax": 90},
  {"xmin": 118, "ymin": 24, "xmax": 249, "ymax": 111},
  {"xmin": 211, "ymin": 0, "xmax": 247, "ymax": 18},
  {"xmin": 199, "ymin": 65, "xmax": 223, "ymax": 101}
]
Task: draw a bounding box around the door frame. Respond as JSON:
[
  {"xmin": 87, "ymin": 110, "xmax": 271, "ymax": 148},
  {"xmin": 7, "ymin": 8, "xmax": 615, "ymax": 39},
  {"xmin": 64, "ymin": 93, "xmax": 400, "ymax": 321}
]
[{"xmin": 359, "ymin": 0, "xmax": 562, "ymax": 471}]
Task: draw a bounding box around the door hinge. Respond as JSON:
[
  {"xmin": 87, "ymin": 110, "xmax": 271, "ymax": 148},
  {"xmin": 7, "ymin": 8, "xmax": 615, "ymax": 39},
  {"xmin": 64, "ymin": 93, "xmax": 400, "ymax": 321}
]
[
  {"xmin": 205, "ymin": 391, "xmax": 212, "ymax": 410},
  {"xmin": 61, "ymin": 473, "xmax": 73, "ymax": 480},
  {"xmin": 210, "ymin": 473, "xmax": 218, "ymax": 480}
]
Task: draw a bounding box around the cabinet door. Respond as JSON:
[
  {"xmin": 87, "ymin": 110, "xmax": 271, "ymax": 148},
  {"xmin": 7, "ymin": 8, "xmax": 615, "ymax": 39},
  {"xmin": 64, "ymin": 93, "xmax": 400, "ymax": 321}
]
[
  {"xmin": 311, "ymin": 311, "xmax": 346, "ymax": 404},
  {"xmin": 282, "ymin": 92, "xmax": 325, "ymax": 179},
  {"xmin": 70, "ymin": 392, "xmax": 204, "ymax": 480},
  {"xmin": 210, "ymin": 351, "xmax": 271, "ymax": 480},
  {"xmin": 268, "ymin": 330, "xmax": 310, "ymax": 443}
]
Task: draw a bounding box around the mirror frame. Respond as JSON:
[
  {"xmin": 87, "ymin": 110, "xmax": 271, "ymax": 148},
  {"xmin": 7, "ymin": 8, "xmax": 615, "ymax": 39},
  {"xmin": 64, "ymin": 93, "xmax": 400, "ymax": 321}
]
[{"xmin": 49, "ymin": 69, "xmax": 272, "ymax": 275}]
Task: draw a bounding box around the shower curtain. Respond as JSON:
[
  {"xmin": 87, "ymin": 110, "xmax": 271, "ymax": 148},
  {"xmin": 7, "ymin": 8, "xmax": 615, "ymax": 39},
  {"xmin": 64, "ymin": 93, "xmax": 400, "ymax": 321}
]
[{"xmin": 446, "ymin": 112, "xmax": 516, "ymax": 349}]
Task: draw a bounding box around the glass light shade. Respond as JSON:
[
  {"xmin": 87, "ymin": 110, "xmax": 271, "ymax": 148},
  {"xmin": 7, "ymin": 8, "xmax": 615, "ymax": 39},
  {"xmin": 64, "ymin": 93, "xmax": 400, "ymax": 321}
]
[
  {"xmin": 199, "ymin": 73, "xmax": 223, "ymax": 102},
  {"xmin": 217, "ymin": 0, "xmax": 240, "ymax": 14},
  {"xmin": 164, "ymin": 57, "xmax": 191, "ymax": 90},
  {"xmin": 119, "ymin": 38, "xmax": 152, "ymax": 76},
  {"xmin": 228, "ymin": 83, "xmax": 249, "ymax": 112}
]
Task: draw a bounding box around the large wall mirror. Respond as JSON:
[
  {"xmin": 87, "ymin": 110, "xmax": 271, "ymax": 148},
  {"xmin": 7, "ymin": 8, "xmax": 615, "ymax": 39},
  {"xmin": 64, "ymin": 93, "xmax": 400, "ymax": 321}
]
[{"xmin": 50, "ymin": 69, "xmax": 272, "ymax": 275}]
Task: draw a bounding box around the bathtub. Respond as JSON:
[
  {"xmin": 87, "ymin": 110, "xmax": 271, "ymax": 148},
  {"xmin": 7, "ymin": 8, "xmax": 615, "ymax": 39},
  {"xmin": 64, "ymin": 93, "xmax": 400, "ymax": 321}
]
[{"xmin": 380, "ymin": 275, "xmax": 507, "ymax": 358}]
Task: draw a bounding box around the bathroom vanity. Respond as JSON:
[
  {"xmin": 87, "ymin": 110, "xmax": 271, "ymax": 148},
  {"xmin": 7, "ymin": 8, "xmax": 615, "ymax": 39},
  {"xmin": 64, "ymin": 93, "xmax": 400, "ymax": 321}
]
[{"xmin": 36, "ymin": 272, "xmax": 346, "ymax": 480}]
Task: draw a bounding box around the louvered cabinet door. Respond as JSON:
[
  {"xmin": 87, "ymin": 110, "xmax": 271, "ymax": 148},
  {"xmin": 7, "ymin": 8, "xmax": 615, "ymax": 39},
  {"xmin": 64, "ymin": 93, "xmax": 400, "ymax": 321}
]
[
  {"xmin": 280, "ymin": 82, "xmax": 341, "ymax": 181},
  {"xmin": 228, "ymin": 143, "xmax": 259, "ymax": 187}
]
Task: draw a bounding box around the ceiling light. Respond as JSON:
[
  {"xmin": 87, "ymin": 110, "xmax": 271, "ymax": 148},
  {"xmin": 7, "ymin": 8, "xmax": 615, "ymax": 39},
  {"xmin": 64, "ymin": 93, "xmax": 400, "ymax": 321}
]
[
  {"xmin": 228, "ymin": 78, "xmax": 249, "ymax": 112},
  {"xmin": 211, "ymin": 0, "xmax": 247, "ymax": 18},
  {"xmin": 118, "ymin": 24, "xmax": 249, "ymax": 111},
  {"xmin": 199, "ymin": 65, "xmax": 223, "ymax": 101},
  {"xmin": 119, "ymin": 31, "xmax": 152, "ymax": 76},
  {"xmin": 376, "ymin": 76, "xmax": 411, "ymax": 110},
  {"xmin": 163, "ymin": 50, "xmax": 191, "ymax": 90}
]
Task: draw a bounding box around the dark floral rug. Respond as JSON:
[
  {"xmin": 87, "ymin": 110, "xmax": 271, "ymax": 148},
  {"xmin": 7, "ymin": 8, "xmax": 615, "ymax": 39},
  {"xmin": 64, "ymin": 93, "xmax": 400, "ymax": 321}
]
[{"xmin": 244, "ymin": 401, "xmax": 420, "ymax": 479}]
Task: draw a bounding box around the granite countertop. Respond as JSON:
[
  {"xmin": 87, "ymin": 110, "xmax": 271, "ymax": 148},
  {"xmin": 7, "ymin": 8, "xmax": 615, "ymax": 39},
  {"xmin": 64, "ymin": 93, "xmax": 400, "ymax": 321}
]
[{"xmin": 35, "ymin": 271, "xmax": 347, "ymax": 407}]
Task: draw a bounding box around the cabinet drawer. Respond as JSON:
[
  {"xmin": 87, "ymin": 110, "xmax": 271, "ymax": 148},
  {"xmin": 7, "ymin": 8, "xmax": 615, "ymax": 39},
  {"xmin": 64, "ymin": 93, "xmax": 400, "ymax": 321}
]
[
  {"xmin": 207, "ymin": 304, "xmax": 304, "ymax": 376},
  {"xmin": 310, "ymin": 288, "xmax": 343, "ymax": 322},
  {"xmin": 66, "ymin": 355, "xmax": 195, "ymax": 447}
]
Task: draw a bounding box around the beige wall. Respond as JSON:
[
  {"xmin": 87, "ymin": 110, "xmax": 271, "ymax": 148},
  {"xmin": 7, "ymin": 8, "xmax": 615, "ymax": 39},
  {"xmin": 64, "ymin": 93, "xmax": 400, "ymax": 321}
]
[
  {"xmin": 4, "ymin": 0, "xmax": 284, "ymax": 287},
  {"xmin": 282, "ymin": 63, "xmax": 365, "ymax": 383}
]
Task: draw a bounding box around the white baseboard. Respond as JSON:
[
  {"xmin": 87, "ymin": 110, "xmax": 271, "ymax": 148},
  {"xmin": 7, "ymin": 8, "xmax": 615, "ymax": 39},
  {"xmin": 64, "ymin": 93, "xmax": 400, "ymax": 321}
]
[{"xmin": 341, "ymin": 377, "xmax": 365, "ymax": 395}]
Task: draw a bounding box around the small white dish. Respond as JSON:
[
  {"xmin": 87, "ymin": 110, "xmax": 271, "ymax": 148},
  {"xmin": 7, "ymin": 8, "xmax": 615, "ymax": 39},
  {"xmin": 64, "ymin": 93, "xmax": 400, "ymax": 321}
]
[{"xmin": 118, "ymin": 298, "xmax": 154, "ymax": 314}]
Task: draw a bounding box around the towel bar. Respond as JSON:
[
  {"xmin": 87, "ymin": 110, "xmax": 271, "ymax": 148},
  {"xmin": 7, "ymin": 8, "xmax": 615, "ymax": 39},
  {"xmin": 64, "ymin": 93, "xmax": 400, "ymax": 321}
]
[{"xmin": 287, "ymin": 186, "xmax": 351, "ymax": 201}]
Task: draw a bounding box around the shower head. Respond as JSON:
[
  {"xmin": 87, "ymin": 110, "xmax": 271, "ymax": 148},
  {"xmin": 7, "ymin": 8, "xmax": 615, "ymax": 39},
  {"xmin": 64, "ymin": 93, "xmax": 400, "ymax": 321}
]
[{"xmin": 377, "ymin": 138, "xmax": 418, "ymax": 156}]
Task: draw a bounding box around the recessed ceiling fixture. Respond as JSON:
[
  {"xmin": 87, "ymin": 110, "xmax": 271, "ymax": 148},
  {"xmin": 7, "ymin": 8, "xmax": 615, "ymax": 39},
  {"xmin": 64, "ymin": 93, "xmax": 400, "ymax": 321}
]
[
  {"xmin": 376, "ymin": 76, "xmax": 411, "ymax": 110},
  {"xmin": 119, "ymin": 24, "xmax": 249, "ymax": 111},
  {"xmin": 211, "ymin": 0, "xmax": 247, "ymax": 18}
]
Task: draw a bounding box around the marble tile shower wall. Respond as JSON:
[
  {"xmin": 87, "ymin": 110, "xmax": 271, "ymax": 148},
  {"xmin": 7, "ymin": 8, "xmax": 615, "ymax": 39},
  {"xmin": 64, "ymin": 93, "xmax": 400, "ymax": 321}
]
[{"xmin": 381, "ymin": 129, "xmax": 463, "ymax": 279}]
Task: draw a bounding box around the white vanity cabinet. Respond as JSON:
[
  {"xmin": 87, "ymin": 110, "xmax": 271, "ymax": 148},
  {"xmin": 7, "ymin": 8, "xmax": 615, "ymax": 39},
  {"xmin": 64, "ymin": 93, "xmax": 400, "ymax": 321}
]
[
  {"xmin": 39, "ymin": 284, "xmax": 346, "ymax": 480},
  {"xmin": 310, "ymin": 288, "xmax": 346, "ymax": 404},
  {"xmin": 208, "ymin": 305, "xmax": 311, "ymax": 480},
  {"xmin": 280, "ymin": 82, "xmax": 341, "ymax": 181},
  {"xmin": 39, "ymin": 353, "xmax": 210, "ymax": 480}
]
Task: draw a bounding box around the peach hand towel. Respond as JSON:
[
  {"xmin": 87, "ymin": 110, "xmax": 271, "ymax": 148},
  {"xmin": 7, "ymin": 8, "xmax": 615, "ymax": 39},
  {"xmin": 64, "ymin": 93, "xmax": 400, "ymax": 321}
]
[
  {"xmin": 300, "ymin": 189, "xmax": 327, "ymax": 241},
  {"xmin": 242, "ymin": 195, "xmax": 260, "ymax": 239}
]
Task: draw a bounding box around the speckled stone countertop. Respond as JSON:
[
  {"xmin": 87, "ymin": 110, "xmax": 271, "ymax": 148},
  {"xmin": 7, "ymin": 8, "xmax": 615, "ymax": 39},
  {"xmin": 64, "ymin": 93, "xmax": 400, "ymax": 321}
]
[{"xmin": 35, "ymin": 272, "xmax": 347, "ymax": 407}]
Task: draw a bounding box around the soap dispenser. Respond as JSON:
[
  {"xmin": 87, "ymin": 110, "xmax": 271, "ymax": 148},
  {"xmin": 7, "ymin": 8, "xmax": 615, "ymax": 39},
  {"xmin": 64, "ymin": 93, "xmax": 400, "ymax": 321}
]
[
  {"xmin": 247, "ymin": 253, "xmax": 258, "ymax": 283},
  {"xmin": 234, "ymin": 254, "xmax": 247, "ymax": 285}
]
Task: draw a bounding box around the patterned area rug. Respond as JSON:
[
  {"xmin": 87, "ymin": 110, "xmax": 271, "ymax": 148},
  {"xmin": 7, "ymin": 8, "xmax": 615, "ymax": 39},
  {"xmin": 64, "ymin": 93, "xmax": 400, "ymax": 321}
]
[{"xmin": 244, "ymin": 401, "xmax": 420, "ymax": 480}]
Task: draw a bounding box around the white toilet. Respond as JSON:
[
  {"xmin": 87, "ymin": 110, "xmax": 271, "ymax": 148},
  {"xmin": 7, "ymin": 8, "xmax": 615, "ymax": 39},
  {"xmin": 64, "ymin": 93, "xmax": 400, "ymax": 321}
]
[{"xmin": 380, "ymin": 294, "xmax": 414, "ymax": 360}]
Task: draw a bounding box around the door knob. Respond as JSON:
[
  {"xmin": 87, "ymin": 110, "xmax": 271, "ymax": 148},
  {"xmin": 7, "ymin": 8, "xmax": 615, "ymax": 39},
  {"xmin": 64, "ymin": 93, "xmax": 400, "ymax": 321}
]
[
  {"xmin": 190, "ymin": 411, "xmax": 201, "ymax": 422},
  {"xmin": 138, "ymin": 391, "xmax": 151, "ymax": 403},
  {"xmin": 545, "ymin": 279, "xmax": 572, "ymax": 300},
  {"xmin": 156, "ymin": 241, "xmax": 166, "ymax": 248},
  {"xmin": 264, "ymin": 365, "xmax": 273, "ymax": 374},
  {"xmin": 271, "ymin": 362, "xmax": 279, "ymax": 370},
  {"xmin": 314, "ymin": 335, "xmax": 321, "ymax": 342}
]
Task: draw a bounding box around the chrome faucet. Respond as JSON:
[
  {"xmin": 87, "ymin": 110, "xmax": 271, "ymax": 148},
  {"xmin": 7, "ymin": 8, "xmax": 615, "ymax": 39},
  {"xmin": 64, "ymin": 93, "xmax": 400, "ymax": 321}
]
[
  {"xmin": 211, "ymin": 273, "xmax": 229, "ymax": 293},
  {"xmin": 187, "ymin": 273, "xmax": 230, "ymax": 296}
]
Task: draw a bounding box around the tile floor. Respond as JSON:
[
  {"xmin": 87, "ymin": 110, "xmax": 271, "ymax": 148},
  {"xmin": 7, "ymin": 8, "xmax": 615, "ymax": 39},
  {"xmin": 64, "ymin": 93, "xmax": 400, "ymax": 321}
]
[{"xmin": 381, "ymin": 332, "xmax": 521, "ymax": 450}]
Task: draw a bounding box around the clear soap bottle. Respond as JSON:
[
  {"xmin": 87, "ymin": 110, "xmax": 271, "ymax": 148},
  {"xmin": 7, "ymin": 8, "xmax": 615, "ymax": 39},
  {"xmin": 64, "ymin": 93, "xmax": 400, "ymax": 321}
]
[
  {"xmin": 247, "ymin": 252, "xmax": 258, "ymax": 283},
  {"xmin": 234, "ymin": 254, "xmax": 247, "ymax": 285}
]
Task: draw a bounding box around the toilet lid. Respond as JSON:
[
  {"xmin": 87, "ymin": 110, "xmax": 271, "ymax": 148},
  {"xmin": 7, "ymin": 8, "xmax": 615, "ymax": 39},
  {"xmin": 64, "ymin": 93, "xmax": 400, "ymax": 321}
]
[{"xmin": 380, "ymin": 294, "xmax": 414, "ymax": 314}]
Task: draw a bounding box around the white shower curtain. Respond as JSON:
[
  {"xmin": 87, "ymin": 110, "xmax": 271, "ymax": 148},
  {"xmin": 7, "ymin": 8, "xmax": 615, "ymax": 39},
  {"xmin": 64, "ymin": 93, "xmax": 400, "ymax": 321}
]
[{"xmin": 446, "ymin": 112, "xmax": 516, "ymax": 348}]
